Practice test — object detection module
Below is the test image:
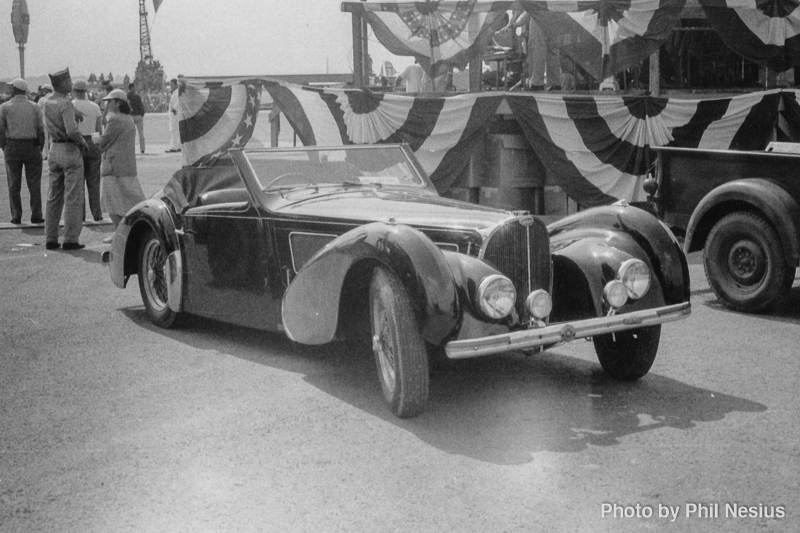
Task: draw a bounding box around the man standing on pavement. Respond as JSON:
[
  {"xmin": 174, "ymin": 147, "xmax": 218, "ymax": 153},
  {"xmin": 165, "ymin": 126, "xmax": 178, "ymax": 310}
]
[
  {"xmin": 0, "ymin": 78, "xmax": 45, "ymax": 225},
  {"xmin": 167, "ymin": 78, "xmax": 181, "ymax": 153},
  {"xmin": 72, "ymin": 80, "xmax": 103, "ymax": 222},
  {"xmin": 127, "ymin": 83, "xmax": 146, "ymax": 154},
  {"xmin": 42, "ymin": 68, "xmax": 91, "ymax": 251}
]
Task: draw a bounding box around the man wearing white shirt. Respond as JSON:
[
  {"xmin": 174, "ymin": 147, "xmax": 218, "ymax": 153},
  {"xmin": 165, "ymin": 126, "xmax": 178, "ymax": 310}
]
[
  {"xmin": 395, "ymin": 59, "xmax": 433, "ymax": 93},
  {"xmin": 72, "ymin": 80, "xmax": 103, "ymax": 221}
]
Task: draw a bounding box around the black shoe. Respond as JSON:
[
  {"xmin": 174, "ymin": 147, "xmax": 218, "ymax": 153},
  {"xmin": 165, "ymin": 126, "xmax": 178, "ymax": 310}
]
[
  {"xmin": 45, "ymin": 241, "xmax": 60, "ymax": 250},
  {"xmin": 62, "ymin": 242, "xmax": 85, "ymax": 251},
  {"xmin": 10, "ymin": 218, "xmax": 21, "ymax": 224},
  {"xmin": 94, "ymin": 216, "xmax": 104, "ymax": 222},
  {"xmin": 31, "ymin": 218, "xmax": 44, "ymax": 224}
]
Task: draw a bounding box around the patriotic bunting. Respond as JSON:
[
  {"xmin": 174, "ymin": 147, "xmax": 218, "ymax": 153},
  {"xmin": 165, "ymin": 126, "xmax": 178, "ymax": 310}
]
[
  {"xmin": 349, "ymin": 0, "xmax": 512, "ymax": 75},
  {"xmin": 699, "ymin": 0, "xmax": 800, "ymax": 72},
  {"xmin": 176, "ymin": 77, "xmax": 800, "ymax": 208},
  {"xmin": 179, "ymin": 79, "xmax": 262, "ymax": 167},
  {"xmin": 519, "ymin": 0, "xmax": 686, "ymax": 80}
]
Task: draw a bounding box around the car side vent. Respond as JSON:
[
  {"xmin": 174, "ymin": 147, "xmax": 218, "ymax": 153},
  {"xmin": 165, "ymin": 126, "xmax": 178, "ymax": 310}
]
[
  {"xmin": 435, "ymin": 242, "xmax": 460, "ymax": 253},
  {"xmin": 290, "ymin": 232, "xmax": 337, "ymax": 272}
]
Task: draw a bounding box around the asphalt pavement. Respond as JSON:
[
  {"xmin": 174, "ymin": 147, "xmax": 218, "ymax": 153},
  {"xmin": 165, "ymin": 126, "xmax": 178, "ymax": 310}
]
[{"xmin": 1, "ymin": 115, "xmax": 799, "ymax": 533}]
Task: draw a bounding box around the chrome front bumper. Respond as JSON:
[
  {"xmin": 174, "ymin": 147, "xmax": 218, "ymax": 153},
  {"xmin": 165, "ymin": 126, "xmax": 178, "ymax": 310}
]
[{"xmin": 445, "ymin": 302, "xmax": 691, "ymax": 359}]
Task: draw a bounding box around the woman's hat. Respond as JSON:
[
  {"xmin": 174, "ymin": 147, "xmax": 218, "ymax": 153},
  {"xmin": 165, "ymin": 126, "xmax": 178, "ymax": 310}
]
[{"xmin": 102, "ymin": 89, "xmax": 129, "ymax": 102}]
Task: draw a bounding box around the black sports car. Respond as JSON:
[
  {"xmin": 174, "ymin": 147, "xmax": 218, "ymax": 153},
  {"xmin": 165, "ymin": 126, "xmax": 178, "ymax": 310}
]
[{"xmin": 107, "ymin": 144, "xmax": 691, "ymax": 418}]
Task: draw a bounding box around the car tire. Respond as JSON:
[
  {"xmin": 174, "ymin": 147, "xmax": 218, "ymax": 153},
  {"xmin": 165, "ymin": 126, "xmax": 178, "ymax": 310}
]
[
  {"xmin": 703, "ymin": 211, "xmax": 795, "ymax": 313},
  {"xmin": 138, "ymin": 230, "xmax": 183, "ymax": 328},
  {"xmin": 593, "ymin": 325, "xmax": 660, "ymax": 380},
  {"xmin": 369, "ymin": 266, "xmax": 429, "ymax": 418}
]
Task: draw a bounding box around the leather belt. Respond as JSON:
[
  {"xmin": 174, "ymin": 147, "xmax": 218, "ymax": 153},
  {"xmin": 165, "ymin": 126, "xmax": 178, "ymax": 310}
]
[{"xmin": 51, "ymin": 139, "xmax": 74, "ymax": 143}]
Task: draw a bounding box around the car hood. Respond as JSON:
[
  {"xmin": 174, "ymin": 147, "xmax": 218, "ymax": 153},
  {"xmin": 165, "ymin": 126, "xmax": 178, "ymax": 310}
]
[{"xmin": 271, "ymin": 188, "xmax": 514, "ymax": 231}]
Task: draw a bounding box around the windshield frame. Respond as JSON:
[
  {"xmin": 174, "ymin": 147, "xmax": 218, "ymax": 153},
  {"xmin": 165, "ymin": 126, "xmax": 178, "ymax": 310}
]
[{"xmin": 230, "ymin": 144, "xmax": 435, "ymax": 203}]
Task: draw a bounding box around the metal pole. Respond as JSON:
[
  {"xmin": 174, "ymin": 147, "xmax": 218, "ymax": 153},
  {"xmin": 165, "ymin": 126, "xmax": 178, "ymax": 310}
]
[
  {"xmin": 649, "ymin": 50, "xmax": 660, "ymax": 96},
  {"xmin": 18, "ymin": 45, "xmax": 25, "ymax": 78}
]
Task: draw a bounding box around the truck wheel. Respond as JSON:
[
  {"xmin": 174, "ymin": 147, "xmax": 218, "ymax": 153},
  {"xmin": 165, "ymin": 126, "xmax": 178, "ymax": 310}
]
[
  {"xmin": 593, "ymin": 325, "xmax": 660, "ymax": 380},
  {"xmin": 369, "ymin": 266, "xmax": 429, "ymax": 418},
  {"xmin": 704, "ymin": 212, "xmax": 794, "ymax": 313},
  {"xmin": 138, "ymin": 230, "xmax": 183, "ymax": 328}
]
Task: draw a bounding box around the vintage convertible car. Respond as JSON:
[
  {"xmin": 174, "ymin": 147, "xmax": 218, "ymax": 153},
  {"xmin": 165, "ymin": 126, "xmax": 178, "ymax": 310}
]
[{"xmin": 107, "ymin": 144, "xmax": 691, "ymax": 418}]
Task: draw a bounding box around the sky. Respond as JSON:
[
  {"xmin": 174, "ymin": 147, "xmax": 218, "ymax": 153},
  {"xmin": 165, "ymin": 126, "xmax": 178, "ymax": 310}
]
[{"xmin": 1, "ymin": 0, "xmax": 413, "ymax": 82}]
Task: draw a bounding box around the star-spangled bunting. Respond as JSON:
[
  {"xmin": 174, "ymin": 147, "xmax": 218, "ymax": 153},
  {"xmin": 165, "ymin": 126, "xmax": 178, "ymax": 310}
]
[{"xmin": 174, "ymin": 77, "xmax": 799, "ymax": 209}]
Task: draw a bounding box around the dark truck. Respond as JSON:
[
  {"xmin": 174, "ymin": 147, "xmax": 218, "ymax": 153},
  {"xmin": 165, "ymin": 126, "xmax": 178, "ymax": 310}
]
[{"xmin": 648, "ymin": 143, "xmax": 800, "ymax": 313}]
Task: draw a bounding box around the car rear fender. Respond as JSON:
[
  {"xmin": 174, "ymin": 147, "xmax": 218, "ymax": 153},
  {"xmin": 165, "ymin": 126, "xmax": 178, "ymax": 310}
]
[
  {"xmin": 110, "ymin": 199, "xmax": 181, "ymax": 288},
  {"xmin": 547, "ymin": 204, "xmax": 690, "ymax": 319},
  {"xmin": 281, "ymin": 222, "xmax": 459, "ymax": 346},
  {"xmin": 684, "ymin": 179, "xmax": 800, "ymax": 267}
]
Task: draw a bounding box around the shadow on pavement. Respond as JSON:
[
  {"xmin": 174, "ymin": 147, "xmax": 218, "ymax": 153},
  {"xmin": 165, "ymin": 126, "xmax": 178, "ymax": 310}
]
[
  {"xmin": 701, "ymin": 284, "xmax": 800, "ymax": 324},
  {"xmin": 119, "ymin": 306, "xmax": 767, "ymax": 465}
]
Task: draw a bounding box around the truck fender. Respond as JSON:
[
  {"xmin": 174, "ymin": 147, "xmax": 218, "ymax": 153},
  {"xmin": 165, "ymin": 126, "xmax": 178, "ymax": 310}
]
[
  {"xmin": 282, "ymin": 222, "xmax": 459, "ymax": 346},
  {"xmin": 685, "ymin": 179, "xmax": 800, "ymax": 266},
  {"xmin": 548, "ymin": 204, "xmax": 691, "ymax": 319},
  {"xmin": 110, "ymin": 199, "xmax": 182, "ymax": 289}
]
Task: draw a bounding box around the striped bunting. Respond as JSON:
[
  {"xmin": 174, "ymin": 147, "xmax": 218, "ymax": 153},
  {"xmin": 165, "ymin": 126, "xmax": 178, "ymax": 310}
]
[
  {"xmin": 699, "ymin": 0, "xmax": 800, "ymax": 71},
  {"xmin": 179, "ymin": 79, "xmax": 262, "ymax": 168},
  {"xmin": 177, "ymin": 77, "xmax": 798, "ymax": 208}
]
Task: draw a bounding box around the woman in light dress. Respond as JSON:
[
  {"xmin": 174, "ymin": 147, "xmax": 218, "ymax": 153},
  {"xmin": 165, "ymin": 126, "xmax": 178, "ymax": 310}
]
[{"xmin": 96, "ymin": 89, "xmax": 145, "ymax": 242}]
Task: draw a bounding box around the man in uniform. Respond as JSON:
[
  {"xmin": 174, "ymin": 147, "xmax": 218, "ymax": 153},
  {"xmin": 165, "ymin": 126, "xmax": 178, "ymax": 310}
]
[
  {"xmin": 72, "ymin": 80, "xmax": 103, "ymax": 222},
  {"xmin": 0, "ymin": 78, "xmax": 45, "ymax": 224},
  {"xmin": 42, "ymin": 68, "xmax": 91, "ymax": 250}
]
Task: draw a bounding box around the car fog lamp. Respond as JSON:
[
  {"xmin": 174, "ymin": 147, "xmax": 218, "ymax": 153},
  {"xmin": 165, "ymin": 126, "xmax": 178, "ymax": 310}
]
[
  {"xmin": 477, "ymin": 275, "xmax": 516, "ymax": 320},
  {"xmin": 525, "ymin": 290, "xmax": 552, "ymax": 319},
  {"xmin": 618, "ymin": 259, "xmax": 651, "ymax": 299},
  {"xmin": 603, "ymin": 280, "xmax": 629, "ymax": 309}
]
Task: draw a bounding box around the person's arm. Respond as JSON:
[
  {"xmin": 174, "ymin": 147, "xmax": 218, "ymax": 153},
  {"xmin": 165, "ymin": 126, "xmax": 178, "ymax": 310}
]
[
  {"xmin": 98, "ymin": 116, "xmax": 123, "ymax": 152},
  {"xmin": 62, "ymin": 101, "xmax": 90, "ymax": 151},
  {"xmin": 0, "ymin": 108, "xmax": 7, "ymax": 150},
  {"xmin": 34, "ymin": 105, "xmax": 45, "ymax": 148}
]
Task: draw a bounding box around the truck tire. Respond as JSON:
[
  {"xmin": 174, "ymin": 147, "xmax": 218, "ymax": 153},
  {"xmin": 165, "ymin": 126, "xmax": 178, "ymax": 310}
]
[
  {"xmin": 703, "ymin": 211, "xmax": 794, "ymax": 313},
  {"xmin": 593, "ymin": 325, "xmax": 660, "ymax": 380}
]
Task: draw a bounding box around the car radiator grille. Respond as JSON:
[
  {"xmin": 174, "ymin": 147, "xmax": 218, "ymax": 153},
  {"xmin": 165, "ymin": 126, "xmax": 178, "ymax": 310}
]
[{"xmin": 480, "ymin": 217, "xmax": 552, "ymax": 320}]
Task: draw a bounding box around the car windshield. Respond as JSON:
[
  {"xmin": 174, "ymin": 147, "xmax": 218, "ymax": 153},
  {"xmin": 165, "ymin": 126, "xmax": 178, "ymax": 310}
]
[{"xmin": 243, "ymin": 145, "xmax": 427, "ymax": 191}]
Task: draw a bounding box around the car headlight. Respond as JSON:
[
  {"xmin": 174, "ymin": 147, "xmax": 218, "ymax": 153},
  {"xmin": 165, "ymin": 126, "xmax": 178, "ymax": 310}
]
[
  {"xmin": 525, "ymin": 289, "xmax": 552, "ymax": 319},
  {"xmin": 604, "ymin": 280, "xmax": 629, "ymax": 309},
  {"xmin": 476, "ymin": 275, "xmax": 516, "ymax": 320},
  {"xmin": 618, "ymin": 259, "xmax": 651, "ymax": 299}
]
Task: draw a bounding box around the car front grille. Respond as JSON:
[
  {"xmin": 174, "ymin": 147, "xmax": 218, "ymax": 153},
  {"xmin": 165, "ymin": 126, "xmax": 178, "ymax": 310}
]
[{"xmin": 479, "ymin": 216, "xmax": 552, "ymax": 320}]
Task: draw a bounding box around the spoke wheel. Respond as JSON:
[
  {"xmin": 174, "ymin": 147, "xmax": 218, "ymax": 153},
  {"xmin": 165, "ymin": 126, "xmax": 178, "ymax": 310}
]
[
  {"xmin": 704, "ymin": 211, "xmax": 794, "ymax": 313},
  {"xmin": 369, "ymin": 266, "xmax": 429, "ymax": 418},
  {"xmin": 137, "ymin": 231, "xmax": 183, "ymax": 328},
  {"xmin": 593, "ymin": 325, "xmax": 661, "ymax": 381}
]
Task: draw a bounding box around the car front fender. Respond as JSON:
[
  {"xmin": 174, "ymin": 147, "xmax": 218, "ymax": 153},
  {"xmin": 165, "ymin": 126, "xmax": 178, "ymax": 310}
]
[
  {"xmin": 547, "ymin": 204, "xmax": 690, "ymax": 320},
  {"xmin": 282, "ymin": 222, "xmax": 459, "ymax": 346},
  {"xmin": 109, "ymin": 198, "xmax": 181, "ymax": 289}
]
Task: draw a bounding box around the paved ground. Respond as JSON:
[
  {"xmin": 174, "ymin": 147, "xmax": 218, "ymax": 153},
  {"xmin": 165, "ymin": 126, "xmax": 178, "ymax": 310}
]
[{"xmin": 0, "ymin": 117, "xmax": 798, "ymax": 532}]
